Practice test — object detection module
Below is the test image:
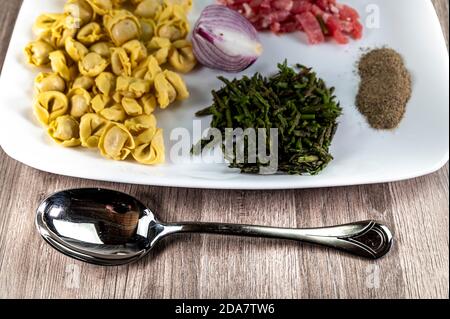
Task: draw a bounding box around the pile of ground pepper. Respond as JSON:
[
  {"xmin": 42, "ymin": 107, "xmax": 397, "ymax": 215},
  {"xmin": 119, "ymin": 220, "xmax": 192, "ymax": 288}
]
[{"xmin": 356, "ymin": 48, "xmax": 412, "ymax": 129}]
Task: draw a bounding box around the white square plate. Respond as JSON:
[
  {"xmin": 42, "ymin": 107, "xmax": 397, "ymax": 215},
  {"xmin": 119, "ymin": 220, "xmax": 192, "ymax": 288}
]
[{"xmin": 0, "ymin": 0, "xmax": 448, "ymax": 189}]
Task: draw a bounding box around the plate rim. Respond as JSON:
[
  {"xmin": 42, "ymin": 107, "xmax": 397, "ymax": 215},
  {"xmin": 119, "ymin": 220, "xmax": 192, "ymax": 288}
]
[{"xmin": 0, "ymin": 0, "xmax": 448, "ymax": 190}]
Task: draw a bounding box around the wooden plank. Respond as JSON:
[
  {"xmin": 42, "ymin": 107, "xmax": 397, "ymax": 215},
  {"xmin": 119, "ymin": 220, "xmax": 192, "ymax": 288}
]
[{"xmin": 0, "ymin": 0, "xmax": 448, "ymax": 299}]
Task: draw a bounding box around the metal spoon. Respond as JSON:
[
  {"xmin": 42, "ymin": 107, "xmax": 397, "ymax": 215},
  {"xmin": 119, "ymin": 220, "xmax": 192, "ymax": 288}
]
[{"xmin": 36, "ymin": 188, "xmax": 393, "ymax": 266}]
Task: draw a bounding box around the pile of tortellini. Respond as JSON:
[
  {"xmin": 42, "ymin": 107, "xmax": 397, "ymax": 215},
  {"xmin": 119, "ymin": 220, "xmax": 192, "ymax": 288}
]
[{"xmin": 24, "ymin": 0, "xmax": 196, "ymax": 165}]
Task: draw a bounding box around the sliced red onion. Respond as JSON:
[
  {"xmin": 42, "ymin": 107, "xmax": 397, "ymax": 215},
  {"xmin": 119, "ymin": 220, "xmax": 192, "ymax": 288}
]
[{"xmin": 192, "ymin": 5, "xmax": 263, "ymax": 73}]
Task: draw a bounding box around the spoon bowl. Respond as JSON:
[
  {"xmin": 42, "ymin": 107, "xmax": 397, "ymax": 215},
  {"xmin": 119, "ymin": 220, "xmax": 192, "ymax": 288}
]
[
  {"xmin": 36, "ymin": 188, "xmax": 393, "ymax": 266},
  {"xmin": 36, "ymin": 189, "xmax": 167, "ymax": 265}
]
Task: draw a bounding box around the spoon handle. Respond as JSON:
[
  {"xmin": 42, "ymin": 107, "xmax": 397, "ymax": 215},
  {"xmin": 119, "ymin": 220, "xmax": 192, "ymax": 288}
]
[{"xmin": 163, "ymin": 220, "xmax": 393, "ymax": 259}]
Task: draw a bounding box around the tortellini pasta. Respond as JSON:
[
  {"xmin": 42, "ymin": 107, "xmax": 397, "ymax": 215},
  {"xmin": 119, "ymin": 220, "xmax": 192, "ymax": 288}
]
[
  {"xmin": 104, "ymin": 10, "xmax": 142, "ymax": 46},
  {"xmin": 25, "ymin": 0, "xmax": 196, "ymax": 165},
  {"xmin": 33, "ymin": 13, "xmax": 77, "ymax": 48},
  {"xmin": 111, "ymin": 47, "xmax": 132, "ymax": 76},
  {"xmin": 65, "ymin": 37, "xmax": 89, "ymax": 62},
  {"xmin": 168, "ymin": 40, "xmax": 196, "ymax": 73},
  {"xmin": 79, "ymin": 52, "xmax": 109, "ymax": 76},
  {"xmin": 132, "ymin": 127, "xmax": 165, "ymax": 164},
  {"xmin": 25, "ymin": 40, "xmax": 54, "ymax": 67},
  {"xmin": 134, "ymin": 0, "xmax": 164, "ymax": 19},
  {"xmin": 64, "ymin": 0, "xmax": 94, "ymax": 28},
  {"xmin": 155, "ymin": 4, "xmax": 189, "ymax": 41},
  {"xmin": 33, "ymin": 13, "xmax": 64, "ymax": 40},
  {"xmin": 72, "ymin": 75, "xmax": 95, "ymax": 90},
  {"xmin": 77, "ymin": 22, "xmax": 105, "ymax": 45},
  {"xmin": 49, "ymin": 50, "xmax": 72, "ymax": 81},
  {"xmin": 111, "ymin": 0, "xmax": 128, "ymax": 9},
  {"xmin": 147, "ymin": 37, "xmax": 171, "ymax": 65},
  {"xmin": 154, "ymin": 72, "xmax": 176, "ymax": 109},
  {"xmin": 122, "ymin": 97, "xmax": 144, "ymax": 116},
  {"xmin": 98, "ymin": 122, "xmax": 135, "ymax": 160},
  {"xmin": 80, "ymin": 113, "xmax": 108, "ymax": 147},
  {"xmin": 122, "ymin": 40, "xmax": 148, "ymax": 68},
  {"xmin": 35, "ymin": 73, "xmax": 66, "ymax": 93},
  {"xmin": 140, "ymin": 94, "xmax": 157, "ymax": 114},
  {"xmin": 133, "ymin": 56, "xmax": 162, "ymax": 81},
  {"xmin": 48, "ymin": 115, "xmax": 81, "ymax": 147},
  {"xmin": 34, "ymin": 91, "xmax": 69, "ymax": 125},
  {"xmin": 95, "ymin": 72, "xmax": 116, "ymax": 95},
  {"xmin": 139, "ymin": 18, "xmax": 156, "ymax": 42},
  {"xmin": 125, "ymin": 115, "xmax": 165, "ymax": 165},
  {"xmin": 90, "ymin": 42, "xmax": 113, "ymax": 58},
  {"xmin": 164, "ymin": 70, "xmax": 189, "ymax": 100},
  {"xmin": 125, "ymin": 115, "xmax": 164, "ymax": 164},
  {"xmin": 125, "ymin": 114, "xmax": 157, "ymax": 134},
  {"xmin": 165, "ymin": 0, "xmax": 193, "ymax": 12},
  {"xmin": 91, "ymin": 94, "xmax": 112, "ymax": 113},
  {"xmin": 154, "ymin": 70, "xmax": 188, "ymax": 108},
  {"xmin": 100, "ymin": 103, "xmax": 127, "ymax": 122},
  {"xmin": 47, "ymin": 19, "xmax": 78, "ymax": 49},
  {"xmin": 86, "ymin": 0, "xmax": 113, "ymax": 16},
  {"xmin": 116, "ymin": 76, "xmax": 151, "ymax": 98},
  {"xmin": 68, "ymin": 88, "xmax": 92, "ymax": 118}
]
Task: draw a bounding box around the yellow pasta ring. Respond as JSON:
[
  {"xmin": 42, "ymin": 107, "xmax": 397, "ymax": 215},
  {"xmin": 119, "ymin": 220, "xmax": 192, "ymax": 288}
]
[
  {"xmin": 67, "ymin": 87, "xmax": 92, "ymax": 118},
  {"xmin": 65, "ymin": 37, "xmax": 89, "ymax": 62},
  {"xmin": 77, "ymin": 22, "xmax": 105, "ymax": 45},
  {"xmin": 64, "ymin": 0, "xmax": 94, "ymax": 28},
  {"xmin": 79, "ymin": 52, "xmax": 109, "ymax": 77},
  {"xmin": 91, "ymin": 94, "xmax": 112, "ymax": 113},
  {"xmin": 48, "ymin": 115, "xmax": 81, "ymax": 147},
  {"xmin": 164, "ymin": 0, "xmax": 193, "ymax": 12},
  {"xmin": 122, "ymin": 39, "xmax": 148, "ymax": 69},
  {"xmin": 125, "ymin": 114, "xmax": 157, "ymax": 134},
  {"xmin": 135, "ymin": 0, "xmax": 164, "ymax": 19},
  {"xmin": 95, "ymin": 72, "xmax": 116, "ymax": 96},
  {"xmin": 49, "ymin": 50, "xmax": 72, "ymax": 82},
  {"xmin": 34, "ymin": 91, "xmax": 69, "ymax": 126},
  {"xmin": 86, "ymin": 0, "xmax": 113, "ymax": 16},
  {"xmin": 104, "ymin": 10, "xmax": 142, "ymax": 46},
  {"xmin": 72, "ymin": 75, "xmax": 95, "ymax": 91},
  {"xmin": 33, "ymin": 13, "xmax": 64, "ymax": 39},
  {"xmin": 121, "ymin": 97, "xmax": 144, "ymax": 116},
  {"xmin": 168, "ymin": 40, "xmax": 196, "ymax": 73},
  {"xmin": 164, "ymin": 70, "xmax": 189, "ymax": 100},
  {"xmin": 110, "ymin": 47, "xmax": 132, "ymax": 76},
  {"xmin": 99, "ymin": 103, "xmax": 127, "ymax": 122},
  {"xmin": 24, "ymin": 40, "xmax": 54, "ymax": 67},
  {"xmin": 132, "ymin": 128, "xmax": 165, "ymax": 164},
  {"xmin": 35, "ymin": 72, "xmax": 66, "ymax": 93},
  {"xmin": 98, "ymin": 122, "xmax": 136, "ymax": 160},
  {"xmin": 80, "ymin": 113, "xmax": 108, "ymax": 148}
]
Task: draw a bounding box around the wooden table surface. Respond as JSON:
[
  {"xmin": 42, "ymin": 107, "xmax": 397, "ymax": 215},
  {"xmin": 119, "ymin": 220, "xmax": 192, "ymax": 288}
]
[{"xmin": 0, "ymin": 0, "xmax": 448, "ymax": 299}]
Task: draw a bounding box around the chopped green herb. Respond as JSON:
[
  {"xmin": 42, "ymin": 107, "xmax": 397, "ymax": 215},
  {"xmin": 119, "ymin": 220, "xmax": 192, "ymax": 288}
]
[{"xmin": 194, "ymin": 61, "xmax": 343, "ymax": 175}]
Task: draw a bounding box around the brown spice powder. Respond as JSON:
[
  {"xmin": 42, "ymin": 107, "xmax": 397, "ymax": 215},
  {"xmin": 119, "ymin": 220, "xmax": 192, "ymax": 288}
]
[{"xmin": 356, "ymin": 48, "xmax": 412, "ymax": 130}]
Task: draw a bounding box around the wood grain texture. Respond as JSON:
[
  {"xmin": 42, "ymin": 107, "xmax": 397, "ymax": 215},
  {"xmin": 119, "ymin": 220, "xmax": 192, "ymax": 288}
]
[{"xmin": 0, "ymin": 0, "xmax": 448, "ymax": 299}]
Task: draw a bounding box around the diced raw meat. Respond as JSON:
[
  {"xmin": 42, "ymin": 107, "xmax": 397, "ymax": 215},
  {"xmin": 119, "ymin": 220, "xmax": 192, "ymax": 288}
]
[
  {"xmin": 273, "ymin": 0, "xmax": 294, "ymax": 11},
  {"xmin": 279, "ymin": 21, "xmax": 299, "ymax": 33},
  {"xmin": 325, "ymin": 15, "xmax": 348, "ymax": 44},
  {"xmin": 351, "ymin": 20, "xmax": 363, "ymax": 39},
  {"xmin": 219, "ymin": 0, "xmax": 363, "ymax": 45},
  {"xmin": 296, "ymin": 12, "xmax": 325, "ymax": 44},
  {"xmin": 338, "ymin": 4, "xmax": 360, "ymax": 21},
  {"xmin": 291, "ymin": 0, "xmax": 312, "ymax": 14}
]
